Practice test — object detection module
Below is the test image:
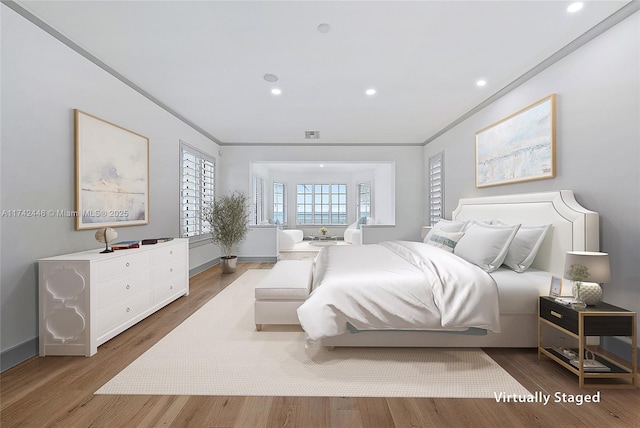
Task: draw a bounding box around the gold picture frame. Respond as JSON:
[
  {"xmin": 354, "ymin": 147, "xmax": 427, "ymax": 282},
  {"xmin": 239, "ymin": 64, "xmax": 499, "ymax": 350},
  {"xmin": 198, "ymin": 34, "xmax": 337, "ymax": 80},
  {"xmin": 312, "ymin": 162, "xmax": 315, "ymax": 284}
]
[
  {"xmin": 75, "ymin": 110, "xmax": 149, "ymax": 230},
  {"xmin": 476, "ymin": 94, "xmax": 556, "ymax": 188},
  {"xmin": 549, "ymin": 276, "xmax": 563, "ymax": 297}
]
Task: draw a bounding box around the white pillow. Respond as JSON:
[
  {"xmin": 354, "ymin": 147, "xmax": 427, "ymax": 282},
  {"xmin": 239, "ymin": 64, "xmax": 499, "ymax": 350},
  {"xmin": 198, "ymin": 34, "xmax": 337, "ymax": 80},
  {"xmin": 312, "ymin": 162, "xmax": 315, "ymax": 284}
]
[
  {"xmin": 454, "ymin": 222, "xmax": 521, "ymax": 272},
  {"xmin": 495, "ymin": 220, "xmax": 551, "ymax": 273},
  {"xmin": 431, "ymin": 219, "xmax": 468, "ymax": 232},
  {"xmin": 463, "ymin": 219, "xmax": 493, "ymax": 231},
  {"xmin": 423, "ymin": 230, "xmax": 465, "ymax": 253}
]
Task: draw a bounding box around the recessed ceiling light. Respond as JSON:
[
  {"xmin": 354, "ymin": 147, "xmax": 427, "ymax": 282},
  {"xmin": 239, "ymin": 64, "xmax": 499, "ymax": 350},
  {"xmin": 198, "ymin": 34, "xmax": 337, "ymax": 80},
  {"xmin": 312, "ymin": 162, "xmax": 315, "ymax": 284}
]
[
  {"xmin": 567, "ymin": 2, "xmax": 583, "ymax": 13},
  {"xmin": 264, "ymin": 73, "xmax": 278, "ymax": 82},
  {"xmin": 271, "ymin": 88, "xmax": 282, "ymax": 95},
  {"xmin": 365, "ymin": 88, "xmax": 377, "ymax": 96},
  {"xmin": 317, "ymin": 23, "xmax": 331, "ymax": 33},
  {"xmin": 476, "ymin": 79, "xmax": 487, "ymax": 87}
]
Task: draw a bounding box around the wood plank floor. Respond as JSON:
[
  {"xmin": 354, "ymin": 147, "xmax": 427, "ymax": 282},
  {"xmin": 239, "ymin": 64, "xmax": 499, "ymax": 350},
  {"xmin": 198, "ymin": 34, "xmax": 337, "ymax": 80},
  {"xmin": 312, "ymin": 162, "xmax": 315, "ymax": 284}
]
[{"xmin": 2, "ymin": 259, "xmax": 639, "ymax": 428}]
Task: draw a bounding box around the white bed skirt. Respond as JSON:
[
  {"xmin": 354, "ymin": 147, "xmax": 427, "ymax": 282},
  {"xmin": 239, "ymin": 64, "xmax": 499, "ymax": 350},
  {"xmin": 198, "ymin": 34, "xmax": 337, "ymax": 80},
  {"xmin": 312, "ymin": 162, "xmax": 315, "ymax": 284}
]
[{"xmin": 320, "ymin": 313, "xmax": 538, "ymax": 348}]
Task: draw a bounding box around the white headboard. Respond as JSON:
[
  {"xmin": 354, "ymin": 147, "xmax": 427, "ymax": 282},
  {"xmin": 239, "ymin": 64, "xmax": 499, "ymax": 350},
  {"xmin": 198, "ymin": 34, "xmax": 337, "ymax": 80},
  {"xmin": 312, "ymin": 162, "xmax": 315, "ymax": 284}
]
[{"xmin": 452, "ymin": 190, "xmax": 599, "ymax": 275}]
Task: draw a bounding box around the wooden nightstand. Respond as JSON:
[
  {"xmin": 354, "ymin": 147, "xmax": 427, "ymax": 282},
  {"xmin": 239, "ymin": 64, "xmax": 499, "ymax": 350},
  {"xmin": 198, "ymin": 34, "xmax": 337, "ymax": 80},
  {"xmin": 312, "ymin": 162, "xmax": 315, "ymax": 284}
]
[{"xmin": 538, "ymin": 296, "xmax": 637, "ymax": 388}]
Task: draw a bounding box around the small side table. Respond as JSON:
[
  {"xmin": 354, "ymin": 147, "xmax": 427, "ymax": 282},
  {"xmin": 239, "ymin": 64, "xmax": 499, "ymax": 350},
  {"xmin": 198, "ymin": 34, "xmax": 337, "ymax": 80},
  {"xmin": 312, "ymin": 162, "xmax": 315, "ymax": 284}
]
[{"xmin": 538, "ymin": 296, "xmax": 637, "ymax": 388}]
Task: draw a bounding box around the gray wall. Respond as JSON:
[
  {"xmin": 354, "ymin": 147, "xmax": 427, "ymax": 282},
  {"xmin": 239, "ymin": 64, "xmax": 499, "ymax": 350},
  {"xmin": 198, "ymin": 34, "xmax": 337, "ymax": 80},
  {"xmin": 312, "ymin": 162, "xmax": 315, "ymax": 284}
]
[
  {"xmin": 424, "ymin": 13, "xmax": 640, "ymax": 337},
  {"xmin": 0, "ymin": 6, "xmax": 220, "ymax": 369}
]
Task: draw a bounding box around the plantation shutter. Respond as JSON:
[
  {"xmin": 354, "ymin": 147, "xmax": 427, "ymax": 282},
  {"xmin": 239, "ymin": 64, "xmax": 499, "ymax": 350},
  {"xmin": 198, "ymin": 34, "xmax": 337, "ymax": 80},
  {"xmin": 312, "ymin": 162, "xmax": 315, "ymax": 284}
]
[{"xmin": 428, "ymin": 152, "xmax": 444, "ymax": 226}]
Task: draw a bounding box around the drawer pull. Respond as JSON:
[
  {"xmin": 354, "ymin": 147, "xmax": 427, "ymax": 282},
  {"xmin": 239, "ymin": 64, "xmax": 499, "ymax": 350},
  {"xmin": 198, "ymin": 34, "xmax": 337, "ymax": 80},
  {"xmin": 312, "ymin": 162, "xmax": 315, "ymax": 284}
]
[
  {"xmin": 170, "ymin": 268, "xmax": 173, "ymax": 272},
  {"xmin": 126, "ymin": 262, "xmax": 130, "ymax": 267},
  {"xmin": 170, "ymin": 285, "xmax": 174, "ymax": 290},
  {"xmin": 126, "ymin": 307, "xmax": 131, "ymax": 313},
  {"xmin": 550, "ymin": 310, "xmax": 563, "ymax": 319},
  {"xmin": 126, "ymin": 284, "xmax": 130, "ymax": 290},
  {"xmin": 170, "ymin": 250, "xmax": 173, "ymax": 255}
]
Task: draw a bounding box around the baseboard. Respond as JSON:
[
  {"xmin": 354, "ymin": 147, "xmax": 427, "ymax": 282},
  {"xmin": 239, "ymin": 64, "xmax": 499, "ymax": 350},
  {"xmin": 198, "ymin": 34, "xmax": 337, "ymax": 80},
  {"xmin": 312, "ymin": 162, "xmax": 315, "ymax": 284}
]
[
  {"xmin": 238, "ymin": 256, "xmax": 278, "ymax": 263},
  {"xmin": 1, "ymin": 338, "xmax": 38, "ymax": 373},
  {"xmin": 189, "ymin": 259, "xmax": 219, "ymax": 277},
  {"xmin": 190, "ymin": 257, "xmax": 277, "ymax": 277}
]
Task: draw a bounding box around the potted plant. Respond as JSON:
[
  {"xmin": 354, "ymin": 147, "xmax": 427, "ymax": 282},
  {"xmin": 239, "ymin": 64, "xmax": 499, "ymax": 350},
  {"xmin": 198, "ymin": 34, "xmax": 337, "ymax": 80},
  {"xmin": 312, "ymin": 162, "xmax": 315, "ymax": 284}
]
[{"xmin": 203, "ymin": 190, "xmax": 251, "ymax": 273}]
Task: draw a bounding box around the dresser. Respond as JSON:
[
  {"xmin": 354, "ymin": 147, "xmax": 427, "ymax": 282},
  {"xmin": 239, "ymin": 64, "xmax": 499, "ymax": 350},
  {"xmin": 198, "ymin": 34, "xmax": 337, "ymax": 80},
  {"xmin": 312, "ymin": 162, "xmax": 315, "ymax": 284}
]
[{"xmin": 39, "ymin": 238, "xmax": 189, "ymax": 356}]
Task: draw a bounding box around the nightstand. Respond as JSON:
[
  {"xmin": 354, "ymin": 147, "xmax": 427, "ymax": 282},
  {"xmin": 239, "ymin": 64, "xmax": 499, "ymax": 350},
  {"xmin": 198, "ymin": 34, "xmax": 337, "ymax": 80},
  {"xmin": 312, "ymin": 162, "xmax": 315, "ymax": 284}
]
[{"xmin": 538, "ymin": 296, "xmax": 637, "ymax": 388}]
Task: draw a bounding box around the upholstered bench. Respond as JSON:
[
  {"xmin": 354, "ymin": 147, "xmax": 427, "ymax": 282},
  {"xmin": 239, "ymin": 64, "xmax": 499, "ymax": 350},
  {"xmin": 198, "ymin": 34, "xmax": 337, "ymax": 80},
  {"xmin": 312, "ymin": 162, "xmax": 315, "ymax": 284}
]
[{"xmin": 255, "ymin": 260, "xmax": 313, "ymax": 331}]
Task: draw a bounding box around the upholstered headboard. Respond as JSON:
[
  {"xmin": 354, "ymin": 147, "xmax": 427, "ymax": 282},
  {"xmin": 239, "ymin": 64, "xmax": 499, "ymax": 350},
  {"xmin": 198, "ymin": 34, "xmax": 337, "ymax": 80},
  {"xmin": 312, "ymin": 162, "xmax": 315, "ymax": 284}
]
[{"xmin": 452, "ymin": 190, "xmax": 599, "ymax": 275}]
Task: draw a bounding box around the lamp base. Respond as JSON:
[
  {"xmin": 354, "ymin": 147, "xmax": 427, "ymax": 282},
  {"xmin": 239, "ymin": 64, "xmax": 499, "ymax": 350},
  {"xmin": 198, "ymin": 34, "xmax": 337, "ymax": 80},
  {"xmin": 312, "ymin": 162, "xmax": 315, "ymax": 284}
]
[{"xmin": 572, "ymin": 282, "xmax": 602, "ymax": 306}]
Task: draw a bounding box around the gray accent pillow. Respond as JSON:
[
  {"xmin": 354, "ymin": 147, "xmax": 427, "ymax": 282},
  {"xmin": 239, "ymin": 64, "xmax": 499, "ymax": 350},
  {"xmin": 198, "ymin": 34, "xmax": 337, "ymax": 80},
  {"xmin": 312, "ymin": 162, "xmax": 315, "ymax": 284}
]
[{"xmin": 424, "ymin": 230, "xmax": 465, "ymax": 253}]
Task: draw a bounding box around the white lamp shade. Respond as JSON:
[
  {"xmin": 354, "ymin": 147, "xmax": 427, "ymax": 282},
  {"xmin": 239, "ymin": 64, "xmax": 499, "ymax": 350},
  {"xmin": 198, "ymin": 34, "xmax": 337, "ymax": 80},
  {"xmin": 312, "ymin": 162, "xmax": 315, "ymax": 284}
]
[{"xmin": 563, "ymin": 251, "xmax": 611, "ymax": 284}]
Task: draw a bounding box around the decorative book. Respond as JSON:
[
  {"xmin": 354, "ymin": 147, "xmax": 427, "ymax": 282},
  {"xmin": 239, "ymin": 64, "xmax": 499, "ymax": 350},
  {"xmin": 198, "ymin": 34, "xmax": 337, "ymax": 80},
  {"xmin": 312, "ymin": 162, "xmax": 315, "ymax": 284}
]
[
  {"xmin": 570, "ymin": 358, "xmax": 611, "ymax": 372},
  {"xmin": 111, "ymin": 240, "xmax": 140, "ymax": 250}
]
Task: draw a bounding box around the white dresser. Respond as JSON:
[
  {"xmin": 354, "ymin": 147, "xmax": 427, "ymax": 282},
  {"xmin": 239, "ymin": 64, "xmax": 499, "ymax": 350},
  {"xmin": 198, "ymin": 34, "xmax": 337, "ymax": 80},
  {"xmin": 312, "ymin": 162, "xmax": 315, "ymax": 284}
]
[{"xmin": 38, "ymin": 238, "xmax": 189, "ymax": 356}]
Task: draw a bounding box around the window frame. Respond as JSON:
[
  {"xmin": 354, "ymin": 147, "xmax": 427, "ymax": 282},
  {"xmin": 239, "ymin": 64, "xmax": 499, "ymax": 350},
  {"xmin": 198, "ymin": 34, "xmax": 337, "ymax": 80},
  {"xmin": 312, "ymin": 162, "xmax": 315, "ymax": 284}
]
[
  {"xmin": 179, "ymin": 141, "xmax": 216, "ymax": 242},
  {"xmin": 252, "ymin": 176, "xmax": 264, "ymax": 225},
  {"xmin": 356, "ymin": 181, "xmax": 373, "ymax": 220},
  {"xmin": 428, "ymin": 151, "xmax": 444, "ymax": 226},
  {"xmin": 273, "ymin": 181, "xmax": 287, "ymax": 225},
  {"xmin": 296, "ymin": 183, "xmax": 347, "ymax": 225}
]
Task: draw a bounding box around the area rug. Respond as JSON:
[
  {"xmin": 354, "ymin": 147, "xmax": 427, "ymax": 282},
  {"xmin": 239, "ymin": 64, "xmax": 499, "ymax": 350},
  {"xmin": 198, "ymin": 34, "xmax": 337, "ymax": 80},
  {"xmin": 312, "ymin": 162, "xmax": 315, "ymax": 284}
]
[{"xmin": 96, "ymin": 270, "xmax": 530, "ymax": 398}]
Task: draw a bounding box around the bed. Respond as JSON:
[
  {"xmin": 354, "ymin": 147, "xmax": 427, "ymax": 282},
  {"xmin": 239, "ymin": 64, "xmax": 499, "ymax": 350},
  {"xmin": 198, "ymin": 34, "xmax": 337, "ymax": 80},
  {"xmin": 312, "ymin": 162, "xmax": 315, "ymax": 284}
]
[{"xmin": 297, "ymin": 190, "xmax": 599, "ymax": 348}]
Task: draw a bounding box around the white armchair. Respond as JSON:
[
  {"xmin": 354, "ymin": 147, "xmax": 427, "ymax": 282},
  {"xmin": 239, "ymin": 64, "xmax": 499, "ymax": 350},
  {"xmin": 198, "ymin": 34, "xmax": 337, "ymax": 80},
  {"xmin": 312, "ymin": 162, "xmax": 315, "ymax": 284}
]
[
  {"xmin": 278, "ymin": 229, "xmax": 304, "ymax": 250},
  {"xmin": 344, "ymin": 218, "xmax": 374, "ymax": 245},
  {"xmin": 343, "ymin": 221, "xmax": 362, "ymax": 245}
]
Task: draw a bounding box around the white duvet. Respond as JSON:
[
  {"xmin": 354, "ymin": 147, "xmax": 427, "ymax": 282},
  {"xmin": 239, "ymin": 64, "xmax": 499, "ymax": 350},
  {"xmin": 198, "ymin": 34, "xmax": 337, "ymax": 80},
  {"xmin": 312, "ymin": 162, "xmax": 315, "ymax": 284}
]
[{"xmin": 297, "ymin": 241, "xmax": 501, "ymax": 343}]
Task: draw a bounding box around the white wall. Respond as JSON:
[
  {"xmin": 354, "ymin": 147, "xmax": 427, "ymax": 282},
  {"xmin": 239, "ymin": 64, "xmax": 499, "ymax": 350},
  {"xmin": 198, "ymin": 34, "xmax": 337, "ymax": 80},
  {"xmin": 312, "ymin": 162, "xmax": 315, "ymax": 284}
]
[
  {"xmin": 424, "ymin": 13, "xmax": 640, "ymax": 339},
  {"xmin": 222, "ymin": 145, "xmax": 424, "ymax": 244},
  {"xmin": 0, "ymin": 6, "xmax": 220, "ymax": 367}
]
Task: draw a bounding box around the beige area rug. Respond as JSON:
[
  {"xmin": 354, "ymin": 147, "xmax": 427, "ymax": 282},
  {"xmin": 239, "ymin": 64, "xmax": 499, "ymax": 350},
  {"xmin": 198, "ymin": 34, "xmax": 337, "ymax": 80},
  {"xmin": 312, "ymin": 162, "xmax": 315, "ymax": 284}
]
[{"xmin": 96, "ymin": 270, "xmax": 530, "ymax": 398}]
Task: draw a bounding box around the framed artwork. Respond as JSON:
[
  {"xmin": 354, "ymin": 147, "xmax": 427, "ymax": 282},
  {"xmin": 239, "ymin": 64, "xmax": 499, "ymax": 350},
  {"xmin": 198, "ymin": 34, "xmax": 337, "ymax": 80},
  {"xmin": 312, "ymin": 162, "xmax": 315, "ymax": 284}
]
[
  {"xmin": 476, "ymin": 94, "xmax": 556, "ymax": 188},
  {"xmin": 549, "ymin": 276, "xmax": 563, "ymax": 297},
  {"xmin": 75, "ymin": 110, "xmax": 149, "ymax": 230}
]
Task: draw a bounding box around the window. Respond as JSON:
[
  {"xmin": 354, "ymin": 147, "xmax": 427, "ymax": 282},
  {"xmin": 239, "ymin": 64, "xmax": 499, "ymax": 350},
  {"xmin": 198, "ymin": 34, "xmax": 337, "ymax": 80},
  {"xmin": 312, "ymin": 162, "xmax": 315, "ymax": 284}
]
[
  {"xmin": 273, "ymin": 182, "xmax": 287, "ymax": 224},
  {"xmin": 428, "ymin": 152, "xmax": 444, "ymax": 226},
  {"xmin": 253, "ymin": 176, "xmax": 264, "ymax": 225},
  {"xmin": 296, "ymin": 184, "xmax": 347, "ymax": 225},
  {"xmin": 180, "ymin": 141, "xmax": 215, "ymax": 239},
  {"xmin": 357, "ymin": 182, "xmax": 372, "ymax": 219}
]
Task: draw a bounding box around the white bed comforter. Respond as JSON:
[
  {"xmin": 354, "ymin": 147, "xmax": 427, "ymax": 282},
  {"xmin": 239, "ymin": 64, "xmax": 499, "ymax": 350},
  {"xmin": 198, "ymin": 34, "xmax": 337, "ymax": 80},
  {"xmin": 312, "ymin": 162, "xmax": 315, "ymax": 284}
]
[{"xmin": 297, "ymin": 241, "xmax": 501, "ymax": 343}]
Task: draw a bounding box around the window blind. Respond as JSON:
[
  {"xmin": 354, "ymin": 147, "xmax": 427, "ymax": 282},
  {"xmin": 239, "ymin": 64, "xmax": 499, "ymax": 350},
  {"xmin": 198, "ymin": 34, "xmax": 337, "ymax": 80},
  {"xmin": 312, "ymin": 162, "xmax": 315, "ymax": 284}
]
[
  {"xmin": 180, "ymin": 142, "xmax": 215, "ymax": 239},
  {"xmin": 428, "ymin": 152, "xmax": 444, "ymax": 226}
]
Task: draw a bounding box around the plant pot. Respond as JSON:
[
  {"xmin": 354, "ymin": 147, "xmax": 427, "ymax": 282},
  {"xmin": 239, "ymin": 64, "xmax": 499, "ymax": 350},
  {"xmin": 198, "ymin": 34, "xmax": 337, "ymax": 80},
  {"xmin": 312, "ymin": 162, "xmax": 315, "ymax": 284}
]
[{"xmin": 220, "ymin": 256, "xmax": 238, "ymax": 274}]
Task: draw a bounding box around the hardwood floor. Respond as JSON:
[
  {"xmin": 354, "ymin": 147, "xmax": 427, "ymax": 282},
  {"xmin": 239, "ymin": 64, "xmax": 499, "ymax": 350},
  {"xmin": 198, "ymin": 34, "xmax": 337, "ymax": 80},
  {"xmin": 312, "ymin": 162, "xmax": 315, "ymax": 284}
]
[{"xmin": 2, "ymin": 260, "xmax": 639, "ymax": 427}]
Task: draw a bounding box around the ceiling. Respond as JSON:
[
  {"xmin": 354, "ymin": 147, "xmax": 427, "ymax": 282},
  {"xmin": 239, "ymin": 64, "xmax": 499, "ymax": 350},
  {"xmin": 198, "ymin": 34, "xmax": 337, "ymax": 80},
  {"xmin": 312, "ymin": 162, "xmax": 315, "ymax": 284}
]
[{"xmin": 13, "ymin": 1, "xmax": 633, "ymax": 146}]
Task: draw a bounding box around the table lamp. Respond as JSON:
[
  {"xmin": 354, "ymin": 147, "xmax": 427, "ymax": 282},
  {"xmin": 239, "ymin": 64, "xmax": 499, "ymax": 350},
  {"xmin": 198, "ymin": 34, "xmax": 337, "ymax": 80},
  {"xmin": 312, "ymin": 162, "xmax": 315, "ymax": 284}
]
[{"xmin": 564, "ymin": 251, "xmax": 611, "ymax": 308}]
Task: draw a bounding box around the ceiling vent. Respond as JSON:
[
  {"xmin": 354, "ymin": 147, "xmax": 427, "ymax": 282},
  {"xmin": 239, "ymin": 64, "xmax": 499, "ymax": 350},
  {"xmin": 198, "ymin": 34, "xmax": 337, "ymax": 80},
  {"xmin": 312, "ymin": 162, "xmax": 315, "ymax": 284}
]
[{"xmin": 305, "ymin": 131, "xmax": 320, "ymax": 139}]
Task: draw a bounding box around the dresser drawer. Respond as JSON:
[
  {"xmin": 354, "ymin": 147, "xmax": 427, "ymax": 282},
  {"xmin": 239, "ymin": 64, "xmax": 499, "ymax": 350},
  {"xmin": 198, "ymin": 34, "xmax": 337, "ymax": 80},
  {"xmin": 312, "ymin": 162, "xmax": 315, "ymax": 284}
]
[
  {"xmin": 97, "ymin": 251, "xmax": 152, "ymax": 283},
  {"xmin": 152, "ymin": 262, "xmax": 186, "ymax": 283},
  {"xmin": 154, "ymin": 278, "xmax": 187, "ymax": 304},
  {"xmin": 98, "ymin": 289, "xmax": 153, "ymax": 337},
  {"xmin": 540, "ymin": 298, "xmax": 578, "ymax": 334},
  {"xmin": 97, "ymin": 270, "xmax": 152, "ymax": 309},
  {"xmin": 153, "ymin": 242, "xmax": 186, "ymax": 266}
]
